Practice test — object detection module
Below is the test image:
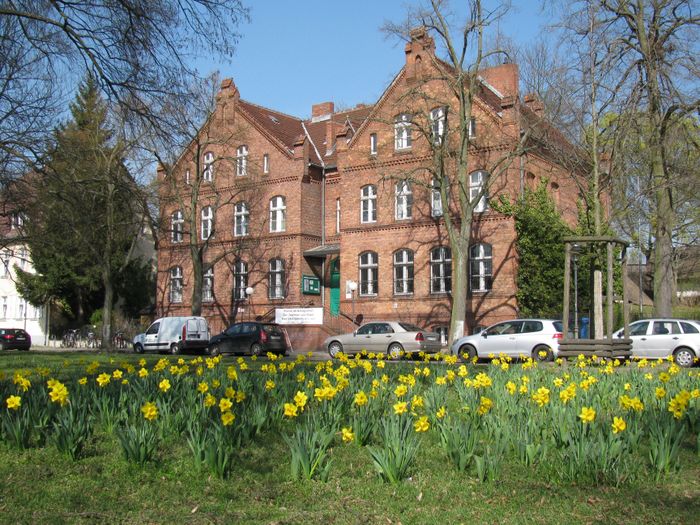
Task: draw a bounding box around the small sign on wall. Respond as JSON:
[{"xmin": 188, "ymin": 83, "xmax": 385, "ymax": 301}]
[
  {"xmin": 275, "ymin": 307, "xmax": 323, "ymax": 325},
  {"xmin": 302, "ymin": 275, "xmax": 320, "ymax": 295}
]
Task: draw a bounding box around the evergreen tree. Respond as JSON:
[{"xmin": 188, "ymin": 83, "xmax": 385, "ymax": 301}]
[{"xmin": 17, "ymin": 75, "xmax": 151, "ymax": 343}]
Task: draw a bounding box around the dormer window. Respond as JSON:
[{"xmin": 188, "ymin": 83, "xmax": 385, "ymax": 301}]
[
  {"xmin": 394, "ymin": 113, "xmax": 412, "ymax": 150},
  {"xmin": 236, "ymin": 145, "xmax": 248, "ymax": 176},
  {"xmin": 370, "ymin": 133, "xmax": 378, "ymax": 155}
]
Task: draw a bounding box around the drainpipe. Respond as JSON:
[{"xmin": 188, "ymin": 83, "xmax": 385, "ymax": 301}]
[
  {"xmin": 301, "ymin": 122, "xmax": 326, "ymax": 308},
  {"xmin": 519, "ymin": 130, "xmax": 525, "ymax": 197}
]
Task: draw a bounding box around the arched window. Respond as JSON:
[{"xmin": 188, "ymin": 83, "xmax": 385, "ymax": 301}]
[
  {"xmin": 169, "ymin": 266, "xmax": 183, "ymax": 303},
  {"xmin": 268, "ymin": 258, "xmax": 285, "ymax": 299},
  {"xmin": 470, "ymin": 243, "xmax": 493, "ymax": 292},
  {"xmin": 393, "ymin": 249, "xmax": 414, "ymax": 295},
  {"xmin": 269, "ymin": 196, "xmax": 286, "ymax": 232},
  {"xmin": 203, "ymin": 152, "xmax": 214, "ymax": 182},
  {"xmin": 234, "ymin": 202, "xmax": 249, "ymax": 237},
  {"xmin": 430, "ymin": 247, "xmax": 452, "ymax": 294},
  {"xmin": 395, "ymin": 181, "xmax": 413, "ymax": 220},
  {"xmin": 360, "ymin": 185, "xmax": 377, "ymax": 223},
  {"xmin": 430, "ymin": 107, "xmax": 446, "ymax": 145},
  {"xmin": 171, "ymin": 210, "xmax": 183, "ymax": 243},
  {"xmin": 203, "ymin": 267, "xmax": 214, "ymax": 302},
  {"xmin": 394, "ymin": 113, "xmax": 412, "ymax": 150},
  {"xmin": 233, "ymin": 260, "xmax": 248, "ymax": 300},
  {"xmin": 469, "ymin": 170, "xmax": 488, "ymax": 212},
  {"xmin": 201, "ymin": 206, "xmax": 213, "ymax": 240},
  {"xmin": 359, "ymin": 251, "xmax": 378, "ymax": 296},
  {"xmin": 236, "ymin": 145, "xmax": 248, "ymax": 176}
]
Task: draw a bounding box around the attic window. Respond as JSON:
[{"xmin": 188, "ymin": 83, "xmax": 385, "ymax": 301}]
[{"xmin": 268, "ymin": 115, "xmax": 280, "ymax": 124}]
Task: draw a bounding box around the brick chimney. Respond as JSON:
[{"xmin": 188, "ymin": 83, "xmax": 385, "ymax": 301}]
[
  {"xmin": 405, "ymin": 27, "xmax": 435, "ymax": 80},
  {"xmin": 217, "ymin": 78, "xmax": 240, "ymax": 103},
  {"xmin": 479, "ymin": 63, "xmax": 519, "ymax": 100},
  {"xmin": 311, "ymin": 102, "xmax": 334, "ymax": 122},
  {"xmin": 523, "ymin": 93, "xmax": 544, "ymax": 115}
]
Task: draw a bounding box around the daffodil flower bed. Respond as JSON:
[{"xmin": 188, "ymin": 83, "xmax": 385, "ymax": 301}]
[{"xmin": 1, "ymin": 351, "xmax": 699, "ymax": 489}]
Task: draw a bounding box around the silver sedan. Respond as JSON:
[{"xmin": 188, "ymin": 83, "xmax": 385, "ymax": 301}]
[
  {"xmin": 324, "ymin": 321, "xmax": 442, "ymax": 359},
  {"xmin": 614, "ymin": 319, "xmax": 700, "ymax": 367}
]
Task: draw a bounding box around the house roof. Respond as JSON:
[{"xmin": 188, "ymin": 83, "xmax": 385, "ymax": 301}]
[
  {"xmin": 238, "ymin": 100, "xmax": 304, "ymax": 153},
  {"xmin": 303, "ymin": 105, "xmax": 374, "ymax": 166}
]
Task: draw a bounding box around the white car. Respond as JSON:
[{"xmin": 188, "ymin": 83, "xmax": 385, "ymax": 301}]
[
  {"xmin": 614, "ymin": 319, "xmax": 700, "ymax": 367},
  {"xmin": 324, "ymin": 321, "xmax": 442, "ymax": 359},
  {"xmin": 451, "ymin": 319, "xmax": 563, "ymax": 362}
]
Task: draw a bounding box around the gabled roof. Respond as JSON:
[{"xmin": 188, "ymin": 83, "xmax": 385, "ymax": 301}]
[
  {"xmin": 238, "ymin": 100, "xmax": 304, "ymax": 154},
  {"xmin": 303, "ymin": 105, "xmax": 374, "ymax": 166}
]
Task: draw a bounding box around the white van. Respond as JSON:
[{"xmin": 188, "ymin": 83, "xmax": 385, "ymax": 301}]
[{"xmin": 132, "ymin": 317, "xmax": 210, "ymax": 354}]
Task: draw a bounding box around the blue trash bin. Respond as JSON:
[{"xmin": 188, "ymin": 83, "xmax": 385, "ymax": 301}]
[{"xmin": 580, "ymin": 317, "xmax": 590, "ymax": 339}]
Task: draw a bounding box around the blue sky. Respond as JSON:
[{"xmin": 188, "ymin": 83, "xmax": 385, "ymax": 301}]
[{"xmin": 193, "ymin": 1, "xmax": 552, "ymax": 118}]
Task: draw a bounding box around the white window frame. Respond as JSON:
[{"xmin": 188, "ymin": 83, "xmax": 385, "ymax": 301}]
[
  {"xmin": 359, "ymin": 251, "xmax": 378, "ymax": 296},
  {"xmin": 360, "ymin": 185, "xmax": 377, "ymax": 223},
  {"xmin": 470, "ymin": 243, "xmax": 493, "ymax": 292},
  {"xmin": 431, "ymin": 177, "xmax": 443, "ymax": 217},
  {"xmin": 263, "ymin": 153, "xmax": 270, "ymax": 174},
  {"xmin": 394, "ymin": 113, "xmax": 412, "ymax": 150},
  {"xmin": 1, "ymin": 251, "xmax": 10, "ymax": 278},
  {"xmin": 10, "ymin": 212, "xmax": 24, "ymax": 230},
  {"xmin": 201, "ymin": 206, "xmax": 213, "ymax": 240},
  {"xmin": 469, "ymin": 117, "xmax": 476, "ymax": 138},
  {"xmin": 203, "ymin": 152, "xmax": 214, "ymax": 182},
  {"xmin": 395, "ymin": 181, "xmax": 413, "ymax": 220},
  {"xmin": 236, "ymin": 145, "xmax": 248, "ymax": 176},
  {"xmin": 171, "ymin": 210, "xmax": 184, "ymax": 243},
  {"xmin": 430, "ymin": 107, "xmax": 446, "ymax": 145},
  {"xmin": 170, "ymin": 266, "xmax": 183, "ymax": 303},
  {"xmin": 469, "ymin": 170, "xmax": 488, "ymax": 213},
  {"xmin": 269, "ymin": 196, "xmax": 286, "ymax": 232},
  {"xmin": 370, "ymin": 133, "xmax": 378, "ymax": 155},
  {"xmin": 393, "ymin": 249, "xmax": 414, "ymax": 295},
  {"xmin": 203, "ymin": 267, "xmax": 214, "ymax": 302},
  {"xmin": 185, "ymin": 170, "xmax": 191, "ymax": 185},
  {"xmin": 18, "ymin": 247, "xmax": 27, "ymax": 270},
  {"xmin": 268, "ymin": 258, "xmax": 285, "ymax": 299},
  {"xmin": 234, "ymin": 202, "xmax": 249, "ymax": 237},
  {"xmin": 335, "ymin": 198, "xmax": 341, "ymax": 234},
  {"xmin": 233, "ymin": 260, "xmax": 248, "ymax": 301},
  {"xmin": 430, "ymin": 247, "xmax": 452, "ymax": 294}
]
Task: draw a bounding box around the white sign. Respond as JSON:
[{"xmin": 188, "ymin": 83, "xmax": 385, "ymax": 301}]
[{"xmin": 275, "ymin": 307, "xmax": 323, "ymax": 325}]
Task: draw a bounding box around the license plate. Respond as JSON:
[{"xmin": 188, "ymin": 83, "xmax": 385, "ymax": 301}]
[
  {"xmin": 270, "ymin": 335, "xmax": 280, "ymax": 340},
  {"xmin": 16, "ymin": 337, "xmax": 25, "ymax": 341}
]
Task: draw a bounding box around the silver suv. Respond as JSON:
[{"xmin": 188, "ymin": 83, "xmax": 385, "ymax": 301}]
[{"xmin": 451, "ymin": 319, "xmax": 563, "ymax": 362}]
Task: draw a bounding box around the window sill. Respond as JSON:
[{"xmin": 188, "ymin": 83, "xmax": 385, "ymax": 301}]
[{"xmin": 393, "ymin": 148, "xmax": 412, "ymax": 155}]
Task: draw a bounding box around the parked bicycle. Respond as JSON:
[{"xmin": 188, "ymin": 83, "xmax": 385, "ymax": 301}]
[
  {"xmin": 112, "ymin": 332, "xmax": 127, "ymax": 350},
  {"xmin": 60, "ymin": 329, "xmax": 79, "ymax": 348}
]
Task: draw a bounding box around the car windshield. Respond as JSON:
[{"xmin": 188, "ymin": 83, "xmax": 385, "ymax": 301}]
[{"xmin": 398, "ymin": 323, "xmax": 422, "ymax": 332}]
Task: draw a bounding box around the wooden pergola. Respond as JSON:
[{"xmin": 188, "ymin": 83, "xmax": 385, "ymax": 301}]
[{"xmin": 558, "ymin": 236, "xmax": 633, "ymax": 358}]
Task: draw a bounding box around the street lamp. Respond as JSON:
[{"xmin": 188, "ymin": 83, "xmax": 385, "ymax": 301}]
[
  {"xmin": 348, "ymin": 280, "xmax": 358, "ymax": 322},
  {"xmin": 245, "ymin": 286, "xmax": 254, "ymax": 321}
]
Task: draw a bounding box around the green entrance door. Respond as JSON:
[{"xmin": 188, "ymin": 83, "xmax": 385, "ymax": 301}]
[{"xmin": 330, "ymin": 257, "xmax": 340, "ymax": 317}]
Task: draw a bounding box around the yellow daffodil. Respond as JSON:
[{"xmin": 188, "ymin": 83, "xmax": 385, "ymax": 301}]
[
  {"xmin": 221, "ymin": 411, "xmax": 235, "ymax": 426},
  {"xmin": 414, "ymin": 416, "xmax": 430, "ymax": 432},
  {"xmin": 578, "ymin": 406, "xmax": 596, "ymax": 423},
  {"xmin": 283, "ymin": 402, "xmax": 298, "ymax": 418},
  {"xmin": 141, "ymin": 401, "xmax": 158, "ymax": 421},
  {"xmin": 6, "ymin": 395, "xmax": 21, "ymax": 410},
  {"xmin": 219, "ymin": 397, "xmax": 233, "ymax": 412},
  {"xmin": 612, "ymin": 416, "xmax": 626, "ymax": 434},
  {"xmin": 393, "ymin": 401, "xmax": 408, "ymax": 415},
  {"xmin": 159, "ymin": 379, "xmax": 171, "ymax": 393},
  {"xmin": 341, "ymin": 427, "xmax": 354, "ymax": 443}
]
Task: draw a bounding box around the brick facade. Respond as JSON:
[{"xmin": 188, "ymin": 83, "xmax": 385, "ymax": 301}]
[{"xmin": 155, "ymin": 29, "xmax": 585, "ymax": 350}]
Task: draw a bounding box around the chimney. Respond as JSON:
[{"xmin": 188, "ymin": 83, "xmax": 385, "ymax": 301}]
[
  {"xmin": 311, "ymin": 102, "xmax": 334, "ymax": 122},
  {"xmin": 217, "ymin": 77, "xmax": 240, "ymax": 104},
  {"xmin": 479, "ymin": 63, "xmax": 519, "ymax": 100},
  {"xmin": 405, "ymin": 27, "xmax": 435, "ymax": 80},
  {"xmin": 524, "ymin": 93, "xmax": 544, "ymax": 115}
]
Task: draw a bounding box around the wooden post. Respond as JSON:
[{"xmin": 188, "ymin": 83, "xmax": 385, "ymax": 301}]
[
  {"xmin": 621, "ymin": 244, "xmax": 629, "ymax": 338},
  {"xmin": 606, "ymin": 242, "xmax": 614, "ymax": 340},
  {"xmin": 563, "ymin": 242, "xmax": 571, "ymax": 339}
]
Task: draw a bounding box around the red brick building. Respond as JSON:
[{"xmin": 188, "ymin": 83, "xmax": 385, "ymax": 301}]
[{"xmin": 156, "ymin": 30, "xmax": 584, "ymax": 351}]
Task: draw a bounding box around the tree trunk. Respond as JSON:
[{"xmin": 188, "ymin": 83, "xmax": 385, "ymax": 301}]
[
  {"xmin": 102, "ymin": 273, "xmax": 113, "ymax": 350},
  {"xmin": 191, "ymin": 245, "xmax": 203, "ymax": 316},
  {"xmin": 449, "ymin": 237, "xmax": 469, "ymax": 346},
  {"xmin": 653, "ymin": 154, "xmax": 674, "ymax": 316}
]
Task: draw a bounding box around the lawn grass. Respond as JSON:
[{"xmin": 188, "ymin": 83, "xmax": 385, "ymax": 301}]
[{"xmin": 0, "ymin": 351, "xmax": 698, "ymax": 524}]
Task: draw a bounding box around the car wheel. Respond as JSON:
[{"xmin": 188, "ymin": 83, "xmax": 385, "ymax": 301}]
[
  {"xmin": 170, "ymin": 342, "xmax": 180, "ymax": 355},
  {"xmin": 134, "ymin": 343, "xmax": 144, "ymax": 354},
  {"xmin": 458, "ymin": 344, "xmax": 477, "ymax": 363},
  {"xmin": 387, "ymin": 342, "xmax": 403, "ymax": 360},
  {"xmin": 328, "ymin": 341, "xmax": 343, "ymax": 358},
  {"xmin": 532, "ymin": 344, "xmax": 553, "ymax": 362},
  {"xmin": 208, "ymin": 343, "xmax": 221, "ymax": 357},
  {"xmin": 673, "ymin": 347, "xmax": 695, "ymax": 368},
  {"xmin": 250, "ymin": 343, "xmax": 263, "ymax": 357}
]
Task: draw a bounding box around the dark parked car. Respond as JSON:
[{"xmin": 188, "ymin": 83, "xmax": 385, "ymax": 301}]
[
  {"xmin": 208, "ymin": 322, "xmax": 288, "ymax": 357},
  {"xmin": 0, "ymin": 328, "xmax": 31, "ymax": 351}
]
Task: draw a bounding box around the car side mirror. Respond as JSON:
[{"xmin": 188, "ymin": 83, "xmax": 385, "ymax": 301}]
[{"xmin": 482, "ymin": 332, "xmax": 487, "ymax": 338}]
